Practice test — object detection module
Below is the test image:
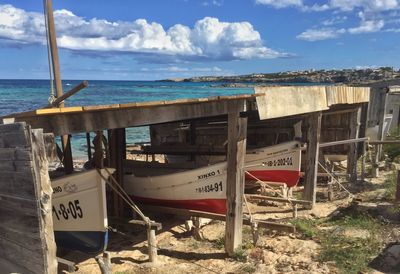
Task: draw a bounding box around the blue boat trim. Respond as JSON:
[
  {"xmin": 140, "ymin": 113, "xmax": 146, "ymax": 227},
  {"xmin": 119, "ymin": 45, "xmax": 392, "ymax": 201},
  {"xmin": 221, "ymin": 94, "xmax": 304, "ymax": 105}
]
[{"xmin": 54, "ymin": 231, "xmax": 108, "ymax": 254}]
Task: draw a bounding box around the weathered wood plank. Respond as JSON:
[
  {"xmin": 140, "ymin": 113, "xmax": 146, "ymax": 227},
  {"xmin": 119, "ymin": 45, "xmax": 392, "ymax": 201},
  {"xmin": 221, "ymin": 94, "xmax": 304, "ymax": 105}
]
[
  {"xmin": 303, "ymin": 112, "xmax": 322, "ymax": 207},
  {"xmin": 0, "ymin": 171, "xmax": 36, "ymax": 199},
  {"xmin": 0, "ymin": 192, "xmax": 39, "ymax": 216},
  {"xmin": 0, "ymin": 236, "xmax": 44, "ymax": 274},
  {"xmin": 0, "ymin": 147, "xmax": 32, "ymax": 161},
  {"xmin": 0, "ymin": 132, "xmax": 31, "ymax": 148},
  {"xmin": 0, "ymin": 159, "xmax": 34, "ymax": 173},
  {"xmin": 347, "ymin": 107, "xmax": 361, "ymax": 183},
  {"xmin": 31, "ymin": 128, "xmax": 57, "ymax": 273},
  {"xmin": 0, "ymin": 123, "xmax": 57, "ymax": 273},
  {"xmin": 0, "ymin": 221, "xmax": 43, "ymax": 248},
  {"xmin": 11, "ymin": 100, "xmax": 247, "ymax": 136},
  {"xmin": 0, "ymin": 122, "xmax": 27, "ymax": 134},
  {"xmin": 225, "ymin": 101, "xmax": 247, "ymax": 256},
  {"xmin": 255, "ymin": 86, "xmax": 328, "ymax": 119},
  {"xmin": 108, "ymin": 128, "xmax": 126, "ymax": 217}
]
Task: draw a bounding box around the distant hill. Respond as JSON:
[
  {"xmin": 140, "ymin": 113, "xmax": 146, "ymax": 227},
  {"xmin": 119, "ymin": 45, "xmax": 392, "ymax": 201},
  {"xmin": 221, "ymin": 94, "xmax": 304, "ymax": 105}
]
[{"xmin": 162, "ymin": 67, "xmax": 400, "ymax": 85}]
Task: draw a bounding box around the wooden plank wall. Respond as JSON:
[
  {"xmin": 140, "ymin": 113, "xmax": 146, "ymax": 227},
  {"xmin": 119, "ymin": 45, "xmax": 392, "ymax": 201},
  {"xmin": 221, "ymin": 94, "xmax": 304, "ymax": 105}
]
[
  {"xmin": 0, "ymin": 122, "xmax": 57, "ymax": 274},
  {"xmin": 320, "ymin": 111, "xmax": 352, "ymax": 155},
  {"xmin": 368, "ymin": 87, "xmax": 387, "ymax": 128},
  {"xmin": 149, "ymin": 109, "xmax": 359, "ymax": 163}
]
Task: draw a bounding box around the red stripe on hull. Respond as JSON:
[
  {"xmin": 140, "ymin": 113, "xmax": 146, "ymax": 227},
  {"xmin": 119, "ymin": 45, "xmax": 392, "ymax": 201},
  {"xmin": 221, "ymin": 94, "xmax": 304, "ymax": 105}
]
[
  {"xmin": 246, "ymin": 170, "xmax": 300, "ymax": 188},
  {"xmin": 132, "ymin": 196, "xmax": 227, "ymax": 214}
]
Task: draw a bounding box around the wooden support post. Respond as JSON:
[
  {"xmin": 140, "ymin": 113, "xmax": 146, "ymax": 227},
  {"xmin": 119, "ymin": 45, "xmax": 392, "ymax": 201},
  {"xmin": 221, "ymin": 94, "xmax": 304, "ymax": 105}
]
[
  {"xmin": 361, "ymin": 140, "xmax": 367, "ymax": 180},
  {"xmin": 190, "ymin": 121, "xmax": 197, "ymax": 161},
  {"xmin": 358, "ymin": 103, "xmax": 369, "ymax": 156},
  {"xmin": 95, "ymin": 252, "xmax": 112, "ymax": 274},
  {"xmin": 225, "ymin": 101, "xmax": 247, "ymax": 256},
  {"xmin": 108, "ymin": 128, "xmax": 126, "ymax": 217},
  {"xmin": 377, "ymin": 88, "xmax": 389, "ymax": 161},
  {"xmin": 86, "ymin": 132, "xmax": 92, "ymax": 161},
  {"xmin": 372, "ymin": 144, "xmax": 380, "ymax": 178},
  {"xmin": 94, "ymin": 131, "xmax": 104, "ymax": 169},
  {"xmin": 61, "ymin": 135, "xmax": 73, "ymax": 174},
  {"xmin": 292, "ymin": 204, "xmax": 298, "ymax": 219},
  {"xmin": 396, "ymin": 169, "xmax": 400, "ymax": 202},
  {"xmin": 251, "ymin": 222, "xmax": 259, "ymax": 245},
  {"xmin": 347, "ymin": 107, "xmax": 361, "ymax": 183},
  {"xmin": 303, "ymin": 112, "xmax": 322, "ymax": 208},
  {"xmin": 45, "ymin": 0, "xmax": 73, "ymax": 174},
  {"xmin": 147, "ymin": 227, "xmax": 158, "ymax": 264},
  {"xmin": 192, "ymin": 217, "xmax": 203, "ymax": 240}
]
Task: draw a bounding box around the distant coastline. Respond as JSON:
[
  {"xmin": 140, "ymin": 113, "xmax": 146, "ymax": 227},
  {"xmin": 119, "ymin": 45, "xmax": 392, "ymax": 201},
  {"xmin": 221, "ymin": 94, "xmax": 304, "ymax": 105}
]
[{"xmin": 162, "ymin": 67, "xmax": 400, "ymax": 86}]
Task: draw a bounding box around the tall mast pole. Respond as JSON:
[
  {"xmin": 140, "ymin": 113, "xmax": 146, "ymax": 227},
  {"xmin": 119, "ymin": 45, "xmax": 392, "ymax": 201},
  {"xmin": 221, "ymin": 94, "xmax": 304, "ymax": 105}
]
[
  {"xmin": 45, "ymin": 0, "xmax": 73, "ymax": 173},
  {"xmin": 45, "ymin": 0, "xmax": 63, "ymax": 102}
]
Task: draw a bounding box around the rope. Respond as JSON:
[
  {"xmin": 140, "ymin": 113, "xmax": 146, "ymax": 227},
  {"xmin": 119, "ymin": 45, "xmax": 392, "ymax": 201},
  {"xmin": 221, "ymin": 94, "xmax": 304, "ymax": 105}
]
[
  {"xmin": 243, "ymin": 194, "xmax": 254, "ymax": 223},
  {"xmin": 43, "ymin": 0, "xmax": 56, "ymax": 104},
  {"xmin": 96, "ymin": 168, "xmax": 150, "ymax": 225},
  {"xmin": 244, "ymin": 170, "xmax": 294, "ymax": 208}
]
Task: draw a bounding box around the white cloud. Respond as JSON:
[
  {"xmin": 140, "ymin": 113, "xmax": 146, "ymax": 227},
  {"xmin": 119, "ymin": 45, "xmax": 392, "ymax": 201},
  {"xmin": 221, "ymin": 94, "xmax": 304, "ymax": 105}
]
[
  {"xmin": 329, "ymin": 0, "xmax": 399, "ymax": 12},
  {"xmin": 322, "ymin": 15, "xmax": 348, "ymax": 26},
  {"xmin": 296, "ymin": 28, "xmax": 346, "ymax": 41},
  {"xmin": 255, "ymin": 0, "xmax": 304, "ymax": 9},
  {"xmin": 202, "ymin": 0, "xmax": 224, "ymax": 6},
  {"xmin": 0, "ymin": 4, "xmax": 287, "ymax": 62},
  {"xmin": 141, "ymin": 66, "xmax": 223, "ymax": 72},
  {"xmin": 256, "ymin": 0, "xmax": 400, "ymax": 12},
  {"xmin": 355, "ymin": 65, "xmax": 378, "ymax": 69},
  {"xmin": 348, "ymin": 19, "xmax": 385, "ymax": 33}
]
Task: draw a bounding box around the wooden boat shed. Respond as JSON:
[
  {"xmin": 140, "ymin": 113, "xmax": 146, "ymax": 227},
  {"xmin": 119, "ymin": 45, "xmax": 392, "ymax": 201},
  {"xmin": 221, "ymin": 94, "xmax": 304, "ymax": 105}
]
[{"xmin": 0, "ymin": 85, "xmax": 370, "ymax": 272}]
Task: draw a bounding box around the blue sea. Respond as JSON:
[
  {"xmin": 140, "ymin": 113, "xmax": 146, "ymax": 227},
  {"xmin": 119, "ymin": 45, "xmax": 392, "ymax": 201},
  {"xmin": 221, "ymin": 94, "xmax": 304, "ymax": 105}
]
[{"xmin": 0, "ymin": 79, "xmax": 256, "ymax": 158}]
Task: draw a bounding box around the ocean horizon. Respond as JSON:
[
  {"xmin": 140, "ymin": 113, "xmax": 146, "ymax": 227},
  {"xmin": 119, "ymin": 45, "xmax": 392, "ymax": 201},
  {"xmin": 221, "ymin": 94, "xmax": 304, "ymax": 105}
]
[{"xmin": 0, "ymin": 79, "xmax": 256, "ymax": 158}]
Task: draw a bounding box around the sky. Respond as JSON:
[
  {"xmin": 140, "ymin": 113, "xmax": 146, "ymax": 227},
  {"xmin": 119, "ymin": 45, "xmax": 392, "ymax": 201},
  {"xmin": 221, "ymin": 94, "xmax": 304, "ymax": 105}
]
[{"xmin": 0, "ymin": 0, "xmax": 399, "ymax": 80}]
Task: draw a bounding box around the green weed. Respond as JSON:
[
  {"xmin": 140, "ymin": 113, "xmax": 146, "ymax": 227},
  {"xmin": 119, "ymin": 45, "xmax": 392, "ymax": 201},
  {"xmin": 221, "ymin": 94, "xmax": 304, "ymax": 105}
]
[{"xmin": 294, "ymin": 212, "xmax": 384, "ymax": 274}]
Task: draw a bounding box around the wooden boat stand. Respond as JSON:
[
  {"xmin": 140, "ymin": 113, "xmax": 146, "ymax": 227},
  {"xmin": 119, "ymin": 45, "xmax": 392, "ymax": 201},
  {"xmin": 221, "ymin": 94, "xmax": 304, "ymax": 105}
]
[
  {"xmin": 98, "ymin": 168, "xmax": 162, "ymax": 265},
  {"xmin": 140, "ymin": 204, "xmax": 296, "ymax": 245},
  {"xmin": 57, "ymin": 257, "xmax": 76, "ymax": 273}
]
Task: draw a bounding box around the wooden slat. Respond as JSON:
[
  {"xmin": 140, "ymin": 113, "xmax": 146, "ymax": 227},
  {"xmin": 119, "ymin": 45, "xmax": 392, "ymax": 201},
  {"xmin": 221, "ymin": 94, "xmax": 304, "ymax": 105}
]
[
  {"xmin": 246, "ymin": 195, "xmax": 312, "ymax": 206},
  {"xmin": 59, "ymin": 106, "xmax": 83, "ymax": 113},
  {"xmin": 0, "ymin": 124, "xmax": 57, "ymax": 273},
  {"xmin": 0, "ymin": 148, "xmax": 31, "ymax": 161},
  {"xmin": 30, "ymin": 128, "xmax": 57, "ymax": 273},
  {"xmin": 36, "ymin": 108, "xmax": 61, "ymax": 115},
  {"xmin": 83, "ymin": 104, "xmax": 121, "ymax": 111},
  {"xmin": 0, "ymin": 171, "xmax": 36, "ymax": 199},
  {"xmin": 255, "ymin": 86, "xmax": 329, "ymax": 120},
  {"xmin": 0, "ymin": 236, "xmax": 44, "ymax": 274}
]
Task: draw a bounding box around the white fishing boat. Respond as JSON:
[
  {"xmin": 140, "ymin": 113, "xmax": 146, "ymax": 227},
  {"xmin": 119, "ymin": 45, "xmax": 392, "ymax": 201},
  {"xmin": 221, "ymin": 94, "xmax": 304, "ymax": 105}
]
[
  {"xmin": 245, "ymin": 140, "xmax": 302, "ymax": 187},
  {"xmin": 124, "ymin": 141, "xmax": 301, "ymax": 214},
  {"xmin": 51, "ymin": 168, "xmax": 114, "ymax": 253}
]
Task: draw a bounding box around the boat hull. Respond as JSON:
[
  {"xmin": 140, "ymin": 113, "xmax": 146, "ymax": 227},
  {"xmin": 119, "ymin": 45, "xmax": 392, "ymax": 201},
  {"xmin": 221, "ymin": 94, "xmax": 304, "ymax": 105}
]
[
  {"xmin": 131, "ymin": 196, "xmax": 227, "ymax": 214},
  {"xmin": 124, "ymin": 141, "xmax": 302, "ymax": 214},
  {"xmin": 51, "ymin": 169, "xmax": 114, "ymax": 254},
  {"xmin": 125, "ymin": 162, "xmax": 227, "ymax": 214},
  {"xmin": 245, "ymin": 141, "xmax": 302, "ymax": 187},
  {"xmin": 54, "ymin": 231, "xmax": 108, "ymax": 254}
]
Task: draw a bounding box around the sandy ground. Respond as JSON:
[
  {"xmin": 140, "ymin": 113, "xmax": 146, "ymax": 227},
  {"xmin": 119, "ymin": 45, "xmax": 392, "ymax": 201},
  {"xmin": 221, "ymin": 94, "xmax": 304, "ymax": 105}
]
[{"xmin": 57, "ymin": 161, "xmax": 399, "ymax": 274}]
